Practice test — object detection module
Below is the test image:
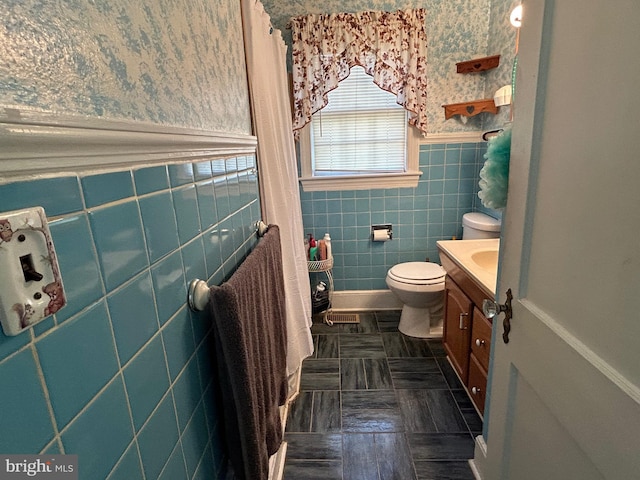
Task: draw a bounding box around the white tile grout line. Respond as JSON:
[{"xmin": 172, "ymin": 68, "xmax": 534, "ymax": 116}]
[{"xmin": 31, "ymin": 343, "xmax": 63, "ymax": 455}]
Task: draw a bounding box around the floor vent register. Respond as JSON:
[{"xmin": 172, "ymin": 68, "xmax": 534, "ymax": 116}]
[{"xmin": 325, "ymin": 313, "xmax": 360, "ymax": 324}]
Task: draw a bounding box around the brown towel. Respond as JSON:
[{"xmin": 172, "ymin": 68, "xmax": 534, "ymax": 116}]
[{"xmin": 209, "ymin": 225, "xmax": 288, "ymax": 480}]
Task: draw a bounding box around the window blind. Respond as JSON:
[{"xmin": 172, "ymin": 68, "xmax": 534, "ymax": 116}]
[{"xmin": 311, "ymin": 66, "xmax": 407, "ymax": 176}]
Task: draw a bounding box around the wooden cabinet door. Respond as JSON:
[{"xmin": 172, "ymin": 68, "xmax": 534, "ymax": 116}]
[
  {"xmin": 470, "ymin": 306, "xmax": 492, "ymax": 372},
  {"xmin": 443, "ymin": 277, "xmax": 473, "ymax": 383}
]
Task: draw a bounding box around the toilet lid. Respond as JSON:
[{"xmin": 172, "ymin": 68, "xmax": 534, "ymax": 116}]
[{"xmin": 388, "ymin": 262, "xmax": 446, "ymax": 285}]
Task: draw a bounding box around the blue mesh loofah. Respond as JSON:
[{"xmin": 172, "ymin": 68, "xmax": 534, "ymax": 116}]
[{"xmin": 478, "ymin": 126, "xmax": 512, "ymax": 210}]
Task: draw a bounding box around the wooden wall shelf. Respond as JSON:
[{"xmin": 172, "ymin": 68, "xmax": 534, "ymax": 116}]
[
  {"xmin": 456, "ymin": 55, "xmax": 501, "ymax": 74},
  {"xmin": 442, "ymin": 99, "xmax": 498, "ymax": 120}
]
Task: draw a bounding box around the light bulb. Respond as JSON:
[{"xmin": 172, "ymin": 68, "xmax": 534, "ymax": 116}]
[{"xmin": 510, "ymin": 4, "xmax": 523, "ymax": 28}]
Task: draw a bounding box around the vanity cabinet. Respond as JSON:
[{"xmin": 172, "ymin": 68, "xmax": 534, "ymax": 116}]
[
  {"xmin": 442, "ymin": 269, "xmax": 493, "ymax": 417},
  {"xmin": 443, "ymin": 278, "xmax": 472, "ymax": 383}
]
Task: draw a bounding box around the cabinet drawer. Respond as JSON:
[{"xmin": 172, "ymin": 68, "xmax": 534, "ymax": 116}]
[
  {"xmin": 471, "ymin": 307, "xmax": 492, "ymax": 371},
  {"xmin": 468, "ymin": 353, "xmax": 487, "ymax": 415}
]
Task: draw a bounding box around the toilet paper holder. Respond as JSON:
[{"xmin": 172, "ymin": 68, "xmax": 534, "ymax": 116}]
[{"xmin": 371, "ymin": 224, "xmax": 393, "ymax": 241}]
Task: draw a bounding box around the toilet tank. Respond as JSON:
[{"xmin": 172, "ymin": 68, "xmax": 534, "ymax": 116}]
[{"xmin": 462, "ymin": 212, "xmax": 501, "ymax": 239}]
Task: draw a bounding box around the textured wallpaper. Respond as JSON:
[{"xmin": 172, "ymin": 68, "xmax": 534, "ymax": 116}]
[
  {"xmin": 0, "ymin": 0, "xmax": 252, "ymax": 134},
  {"xmin": 484, "ymin": 0, "xmax": 519, "ymax": 130},
  {"xmin": 262, "ymin": 0, "xmax": 516, "ymax": 133}
]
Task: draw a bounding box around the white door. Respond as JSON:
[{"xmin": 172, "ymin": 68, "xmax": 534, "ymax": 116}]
[{"xmin": 481, "ymin": 1, "xmax": 640, "ymax": 478}]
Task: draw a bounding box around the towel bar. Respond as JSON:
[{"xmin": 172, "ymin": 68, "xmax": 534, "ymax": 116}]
[
  {"xmin": 188, "ymin": 279, "xmax": 210, "ymax": 311},
  {"xmin": 188, "ymin": 219, "xmax": 269, "ymax": 311},
  {"xmin": 255, "ymin": 220, "xmax": 268, "ymax": 237}
]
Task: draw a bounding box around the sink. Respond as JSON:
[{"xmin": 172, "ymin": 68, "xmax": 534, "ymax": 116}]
[
  {"xmin": 470, "ymin": 249, "xmax": 499, "ymax": 271},
  {"xmin": 436, "ymin": 238, "xmax": 500, "ymax": 296}
]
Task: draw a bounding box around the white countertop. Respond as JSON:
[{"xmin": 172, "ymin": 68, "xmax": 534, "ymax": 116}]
[{"xmin": 436, "ymin": 238, "xmax": 499, "ymax": 296}]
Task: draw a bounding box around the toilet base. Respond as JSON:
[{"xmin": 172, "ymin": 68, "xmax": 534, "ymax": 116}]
[{"xmin": 398, "ymin": 304, "xmax": 444, "ymax": 339}]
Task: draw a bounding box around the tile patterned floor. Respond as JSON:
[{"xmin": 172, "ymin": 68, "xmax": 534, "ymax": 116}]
[{"xmin": 283, "ymin": 311, "xmax": 482, "ymax": 480}]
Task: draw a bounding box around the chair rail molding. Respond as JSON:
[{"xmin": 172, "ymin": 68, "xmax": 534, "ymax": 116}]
[{"xmin": 0, "ymin": 108, "xmax": 258, "ymax": 182}]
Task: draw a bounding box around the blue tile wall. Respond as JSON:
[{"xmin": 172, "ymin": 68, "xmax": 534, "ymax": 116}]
[
  {"xmin": 0, "ymin": 348, "xmax": 54, "ymax": 454},
  {"xmin": 107, "ymin": 273, "xmax": 159, "ymax": 364},
  {"xmin": 301, "ymin": 142, "xmax": 494, "ymax": 290},
  {"xmin": 89, "ymin": 201, "xmax": 149, "ymax": 291},
  {"xmin": 37, "ymin": 301, "xmax": 120, "ymax": 428},
  {"xmin": 139, "ymin": 192, "xmax": 181, "ymax": 263},
  {"xmin": 133, "ymin": 166, "xmax": 170, "ymax": 195},
  {"xmin": 0, "ymin": 177, "xmax": 84, "ymax": 216},
  {"xmin": 61, "ymin": 377, "xmax": 133, "ymax": 480},
  {"xmin": 0, "ymin": 155, "xmax": 260, "ymax": 479},
  {"xmin": 81, "ymin": 171, "xmax": 135, "ymax": 208}
]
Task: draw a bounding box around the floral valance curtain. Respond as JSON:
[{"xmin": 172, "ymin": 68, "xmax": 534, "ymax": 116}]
[{"xmin": 290, "ymin": 8, "xmax": 428, "ymax": 136}]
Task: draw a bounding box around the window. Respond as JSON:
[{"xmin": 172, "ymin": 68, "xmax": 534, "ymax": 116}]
[{"xmin": 299, "ymin": 66, "xmax": 422, "ymax": 191}]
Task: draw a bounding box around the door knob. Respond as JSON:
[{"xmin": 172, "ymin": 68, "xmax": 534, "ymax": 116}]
[
  {"xmin": 475, "ymin": 339, "xmax": 485, "ymax": 347},
  {"xmin": 471, "ymin": 386, "xmax": 481, "ymax": 395},
  {"xmin": 482, "ymin": 288, "xmax": 513, "ymax": 344}
]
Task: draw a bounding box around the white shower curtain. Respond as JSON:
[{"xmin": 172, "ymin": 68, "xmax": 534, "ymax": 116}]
[{"xmin": 241, "ymin": 0, "xmax": 314, "ymax": 377}]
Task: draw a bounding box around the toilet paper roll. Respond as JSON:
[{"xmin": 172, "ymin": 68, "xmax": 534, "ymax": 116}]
[{"xmin": 372, "ymin": 229, "xmax": 390, "ymax": 241}]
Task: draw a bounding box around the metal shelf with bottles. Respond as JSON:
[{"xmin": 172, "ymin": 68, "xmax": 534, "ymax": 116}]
[
  {"xmin": 308, "ymin": 255, "xmax": 334, "ymax": 324},
  {"xmin": 306, "ymin": 233, "xmax": 334, "ymax": 324}
]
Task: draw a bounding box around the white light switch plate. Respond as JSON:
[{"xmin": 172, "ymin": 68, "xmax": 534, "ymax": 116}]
[{"xmin": 0, "ymin": 207, "xmax": 66, "ymax": 336}]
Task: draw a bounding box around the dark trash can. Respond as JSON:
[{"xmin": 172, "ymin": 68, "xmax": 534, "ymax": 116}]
[{"xmin": 311, "ymin": 281, "xmax": 330, "ymax": 314}]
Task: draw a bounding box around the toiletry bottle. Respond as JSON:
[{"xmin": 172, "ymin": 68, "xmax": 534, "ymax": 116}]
[
  {"xmin": 304, "ymin": 236, "xmax": 310, "ymax": 260},
  {"xmin": 307, "ymin": 234, "xmax": 316, "ymax": 260},
  {"xmin": 318, "ymin": 239, "xmax": 327, "ymax": 260},
  {"xmin": 323, "ymin": 233, "xmax": 332, "ymax": 259}
]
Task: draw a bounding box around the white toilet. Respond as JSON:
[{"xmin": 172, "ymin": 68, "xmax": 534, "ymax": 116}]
[
  {"xmin": 386, "ymin": 213, "xmax": 501, "ymax": 339},
  {"xmin": 386, "ymin": 262, "xmax": 446, "ymax": 338},
  {"xmin": 461, "ymin": 212, "xmax": 501, "ymax": 239}
]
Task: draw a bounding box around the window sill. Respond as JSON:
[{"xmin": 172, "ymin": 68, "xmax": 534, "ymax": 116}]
[{"xmin": 299, "ymin": 171, "xmax": 423, "ymax": 192}]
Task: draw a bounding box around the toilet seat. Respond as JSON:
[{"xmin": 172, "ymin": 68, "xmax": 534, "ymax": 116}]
[{"xmin": 387, "ymin": 262, "xmax": 445, "ymax": 286}]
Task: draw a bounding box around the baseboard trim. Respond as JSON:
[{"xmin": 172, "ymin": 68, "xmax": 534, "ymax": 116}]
[
  {"xmin": 286, "ymin": 366, "xmax": 302, "ymax": 403},
  {"xmin": 268, "ymin": 442, "xmax": 287, "ymax": 480},
  {"xmin": 270, "ymin": 367, "xmax": 303, "ymax": 480},
  {"xmin": 331, "ymin": 290, "xmax": 403, "ymax": 311},
  {"xmin": 469, "ymin": 434, "xmax": 487, "ymax": 480}
]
